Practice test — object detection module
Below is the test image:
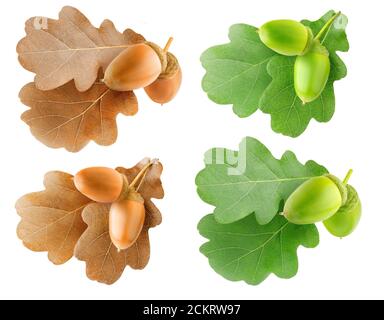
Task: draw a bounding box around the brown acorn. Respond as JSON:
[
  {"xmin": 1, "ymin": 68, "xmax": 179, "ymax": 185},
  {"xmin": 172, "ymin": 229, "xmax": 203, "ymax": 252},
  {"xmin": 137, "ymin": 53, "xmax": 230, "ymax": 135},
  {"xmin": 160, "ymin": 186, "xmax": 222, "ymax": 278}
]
[
  {"xmin": 74, "ymin": 167, "xmax": 129, "ymax": 203},
  {"xmin": 145, "ymin": 52, "xmax": 182, "ymax": 104},
  {"xmin": 104, "ymin": 42, "xmax": 167, "ymax": 91},
  {"xmin": 109, "ymin": 192, "xmax": 146, "ymax": 251}
]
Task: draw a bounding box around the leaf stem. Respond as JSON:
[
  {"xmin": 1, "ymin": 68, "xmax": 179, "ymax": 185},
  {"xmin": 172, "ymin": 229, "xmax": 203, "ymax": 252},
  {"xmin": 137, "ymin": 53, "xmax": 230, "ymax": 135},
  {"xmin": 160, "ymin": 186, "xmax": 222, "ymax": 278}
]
[
  {"xmin": 343, "ymin": 169, "xmax": 353, "ymax": 185},
  {"xmin": 136, "ymin": 168, "xmax": 150, "ymax": 193},
  {"xmin": 314, "ymin": 11, "xmax": 341, "ymax": 42},
  {"xmin": 129, "ymin": 159, "xmax": 157, "ymax": 191},
  {"xmin": 163, "ymin": 37, "xmax": 174, "ymax": 53}
]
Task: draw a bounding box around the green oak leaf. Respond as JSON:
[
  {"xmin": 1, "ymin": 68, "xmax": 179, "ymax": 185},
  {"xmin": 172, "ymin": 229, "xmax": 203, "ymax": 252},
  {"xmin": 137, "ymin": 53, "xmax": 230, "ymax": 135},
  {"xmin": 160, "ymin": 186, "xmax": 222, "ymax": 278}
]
[
  {"xmin": 260, "ymin": 11, "xmax": 349, "ymax": 137},
  {"xmin": 201, "ymin": 11, "xmax": 349, "ymax": 137},
  {"xmin": 302, "ymin": 11, "xmax": 349, "ymax": 53},
  {"xmin": 201, "ymin": 24, "xmax": 276, "ymax": 117},
  {"xmin": 259, "ymin": 53, "xmax": 347, "ymax": 137},
  {"xmin": 199, "ymin": 214, "xmax": 319, "ymax": 285},
  {"xmin": 196, "ymin": 137, "xmax": 327, "ymax": 225}
]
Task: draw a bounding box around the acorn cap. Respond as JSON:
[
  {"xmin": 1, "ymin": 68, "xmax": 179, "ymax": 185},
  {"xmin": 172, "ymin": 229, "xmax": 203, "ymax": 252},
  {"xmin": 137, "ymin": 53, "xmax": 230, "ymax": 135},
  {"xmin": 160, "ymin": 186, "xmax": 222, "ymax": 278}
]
[
  {"xmin": 116, "ymin": 174, "xmax": 145, "ymax": 203},
  {"xmin": 158, "ymin": 52, "xmax": 180, "ymax": 79},
  {"xmin": 325, "ymin": 174, "xmax": 348, "ymax": 205},
  {"xmin": 125, "ymin": 190, "xmax": 145, "ymax": 203},
  {"xmin": 302, "ymin": 27, "xmax": 314, "ymax": 55},
  {"xmin": 307, "ymin": 40, "xmax": 330, "ymax": 56},
  {"xmin": 323, "ymin": 184, "xmax": 362, "ymax": 238},
  {"xmin": 116, "ymin": 174, "xmax": 130, "ymax": 201},
  {"xmin": 338, "ymin": 185, "xmax": 360, "ymax": 214},
  {"xmin": 146, "ymin": 42, "xmax": 168, "ymax": 72}
]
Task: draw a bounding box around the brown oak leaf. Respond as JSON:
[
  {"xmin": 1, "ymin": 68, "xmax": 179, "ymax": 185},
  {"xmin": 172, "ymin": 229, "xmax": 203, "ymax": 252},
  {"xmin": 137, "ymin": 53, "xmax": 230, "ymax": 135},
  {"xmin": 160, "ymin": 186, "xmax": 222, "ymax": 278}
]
[
  {"xmin": 20, "ymin": 81, "xmax": 138, "ymax": 152},
  {"xmin": 17, "ymin": 6, "xmax": 145, "ymax": 92},
  {"xmin": 116, "ymin": 158, "xmax": 165, "ymax": 202},
  {"xmin": 75, "ymin": 159, "xmax": 164, "ymax": 285},
  {"xmin": 16, "ymin": 171, "xmax": 92, "ymax": 265}
]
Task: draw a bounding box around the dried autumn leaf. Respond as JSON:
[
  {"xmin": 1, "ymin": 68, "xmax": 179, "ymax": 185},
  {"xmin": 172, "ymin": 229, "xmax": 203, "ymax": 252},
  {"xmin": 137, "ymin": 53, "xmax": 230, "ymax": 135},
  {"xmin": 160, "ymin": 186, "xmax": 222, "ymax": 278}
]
[
  {"xmin": 16, "ymin": 171, "xmax": 92, "ymax": 265},
  {"xmin": 17, "ymin": 6, "xmax": 145, "ymax": 92},
  {"xmin": 20, "ymin": 81, "xmax": 138, "ymax": 152},
  {"xmin": 116, "ymin": 158, "xmax": 165, "ymax": 201},
  {"xmin": 74, "ymin": 201, "xmax": 160, "ymax": 285},
  {"xmin": 75, "ymin": 159, "xmax": 164, "ymax": 284}
]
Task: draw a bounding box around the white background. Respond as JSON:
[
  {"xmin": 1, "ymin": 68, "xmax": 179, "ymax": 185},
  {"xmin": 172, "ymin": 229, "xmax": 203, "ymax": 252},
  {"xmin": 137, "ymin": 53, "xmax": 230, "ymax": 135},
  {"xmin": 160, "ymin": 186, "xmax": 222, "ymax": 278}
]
[{"xmin": 0, "ymin": 0, "xmax": 382, "ymax": 300}]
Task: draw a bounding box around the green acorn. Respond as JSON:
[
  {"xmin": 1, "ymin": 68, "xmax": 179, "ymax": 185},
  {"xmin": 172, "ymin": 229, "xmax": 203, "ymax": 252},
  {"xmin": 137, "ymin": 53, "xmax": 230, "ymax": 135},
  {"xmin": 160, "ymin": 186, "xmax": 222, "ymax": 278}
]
[
  {"xmin": 284, "ymin": 174, "xmax": 348, "ymax": 225},
  {"xmin": 259, "ymin": 20, "xmax": 313, "ymax": 56},
  {"xmin": 323, "ymin": 185, "xmax": 362, "ymax": 238},
  {"xmin": 294, "ymin": 41, "xmax": 330, "ymax": 104}
]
